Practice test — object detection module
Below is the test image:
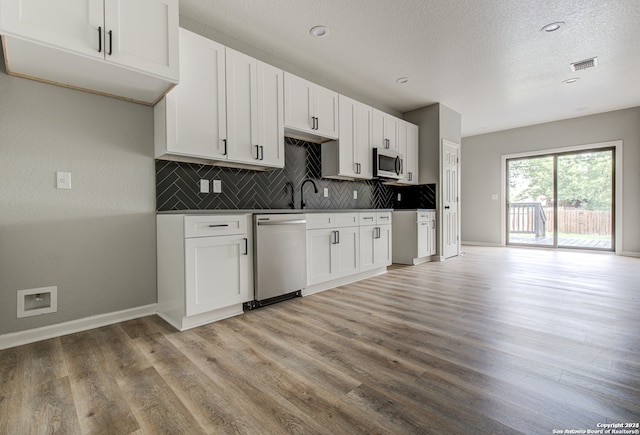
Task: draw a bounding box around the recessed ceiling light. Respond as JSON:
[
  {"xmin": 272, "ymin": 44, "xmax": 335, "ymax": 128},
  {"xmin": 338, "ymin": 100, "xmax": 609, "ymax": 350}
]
[
  {"xmin": 541, "ymin": 21, "xmax": 565, "ymax": 32},
  {"xmin": 563, "ymin": 77, "xmax": 580, "ymax": 84},
  {"xmin": 310, "ymin": 26, "xmax": 328, "ymax": 37},
  {"xmin": 396, "ymin": 77, "xmax": 409, "ymax": 84}
]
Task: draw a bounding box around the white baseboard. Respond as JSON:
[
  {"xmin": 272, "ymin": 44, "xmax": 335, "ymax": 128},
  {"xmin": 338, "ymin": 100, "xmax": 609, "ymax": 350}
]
[
  {"xmin": 0, "ymin": 304, "xmax": 158, "ymax": 350},
  {"xmin": 621, "ymin": 251, "xmax": 640, "ymax": 258},
  {"xmin": 462, "ymin": 241, "xmax": 504, "ymax": 247}
]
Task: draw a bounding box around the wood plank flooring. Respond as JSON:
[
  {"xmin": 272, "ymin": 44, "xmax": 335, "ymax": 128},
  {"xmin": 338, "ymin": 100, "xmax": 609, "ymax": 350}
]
[{"xmin": 1, "ymin": 246, "xmax": 639, "ymax": 434}]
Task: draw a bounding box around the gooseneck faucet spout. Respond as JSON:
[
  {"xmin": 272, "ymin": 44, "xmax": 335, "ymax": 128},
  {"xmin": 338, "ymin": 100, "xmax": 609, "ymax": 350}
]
[{"xmin": 300, "ymin": 179, "xmax": 318, "ymax": 209}]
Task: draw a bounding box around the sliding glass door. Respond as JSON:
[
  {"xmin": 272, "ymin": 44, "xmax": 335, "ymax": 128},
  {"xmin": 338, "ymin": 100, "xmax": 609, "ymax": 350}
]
[{"xmin": 507, "ymin": 148, "xmax": 614, "ymax": 251}]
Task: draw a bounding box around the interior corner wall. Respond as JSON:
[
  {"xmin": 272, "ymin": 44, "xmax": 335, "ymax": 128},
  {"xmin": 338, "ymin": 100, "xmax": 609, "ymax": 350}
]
[
  {"xmin": 460, "ymin": 106, "xmax": 640, "ymax": 255},
  {"xmin": 0, "ymin": 46, "xmax": 157, "ymax": 335}
]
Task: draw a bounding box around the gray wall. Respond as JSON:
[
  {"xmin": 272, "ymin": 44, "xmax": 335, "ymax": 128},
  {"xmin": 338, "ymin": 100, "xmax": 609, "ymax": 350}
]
[
  {"xmin": 461, "ymin": 107, "xmax": 640, "ymax": 255},
  {"xmin": 0, "ymin": 46, "xmax": 157, "ymax": 335}
]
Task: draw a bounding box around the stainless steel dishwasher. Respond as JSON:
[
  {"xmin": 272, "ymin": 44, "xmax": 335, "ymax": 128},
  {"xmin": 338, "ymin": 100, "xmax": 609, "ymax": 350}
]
[{"xmin": 250, "ymin": 214, "xmax": 307, "ymax": 308}]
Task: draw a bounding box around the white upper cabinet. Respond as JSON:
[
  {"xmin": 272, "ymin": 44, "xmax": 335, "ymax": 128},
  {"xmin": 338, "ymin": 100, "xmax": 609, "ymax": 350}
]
[
  {"xmin": 226, "ymin": 48, "xmax": 284, "ymax": 168},
  {"xmin": 397, "ymin": 119, "xmax": 419, "ymax": 185},
  {"xmin": 155, "ymin": 28, "xmax": 227, "ymax": 160},
  {"xmin": 0, "ymin": 0, "xmax": 179, "ymax": 104},
  {"xmin": 322, "ymin": 95, "xmax": 372, "ymax": 180},
  {"xmin": 372, "ymin": 109, "xmax": 399, "ymax": 151},
  {"xmin": 284, "ymin": 72, "xmax": 338, "ymax": 141}
]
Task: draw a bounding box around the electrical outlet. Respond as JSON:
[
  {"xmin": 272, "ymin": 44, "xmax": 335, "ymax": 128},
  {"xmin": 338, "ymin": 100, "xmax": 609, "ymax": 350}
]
[
  {"xmin": 353, "ymin": 190, "xmax": 358, "ymax": 200},
  {"xmin": 397, "ymin": 193, "xmax": 402, "ymax": 201},
  {"xmin": 323, "ymin": 187, "xmax": 329, "ymax": 198},
  {"xmin": 200, "ymin": 179, "xmax": 210, "ymax": 193},
  {"xmin": 56, "ymin": 172, "xmax": 71, "ymax": 189},
  {"xmin": 213, "ymin": 180, "xmax": 222, "ymax": 193}
]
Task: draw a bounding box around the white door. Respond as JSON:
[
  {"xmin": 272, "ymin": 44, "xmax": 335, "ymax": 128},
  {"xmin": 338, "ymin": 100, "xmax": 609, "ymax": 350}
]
[
  {"xmin": 314, "ymin": 85, "xmax": 339, "ymax": 139},
  {"xmin": 0, "ymin": 0, "xmax": 104, "ymax": 59},
  {"xmin": 334, "ymin": 227, "xmax": 359, "ymax": 278},
  {"xmin": 306, "ymin": 228, "xmax": 334, "ymax": 285},
  {"xmin": 164, "ymin": 29, "xmax": 226, "ymax": 159},
  {"xmin": 442, "ymin": 140, "xmax": 460, "ymax": 259},
  {"xmin": 104, "ymin": 0, "xmax": 179, "ymax": 80},
  {"xmin": 185, "ymin": 235, "xmax": 248, "ymax": 316},
  {"xmin": 256, "ymin": 61, "xmax": 284, "ymax": 167},
  {"xmin": 226, "ymin": 48, "xmax": 258, "ymax": 164},
  {"xmin": 284, "ymin": 72, "xmax": 314, "ymax": 133}
]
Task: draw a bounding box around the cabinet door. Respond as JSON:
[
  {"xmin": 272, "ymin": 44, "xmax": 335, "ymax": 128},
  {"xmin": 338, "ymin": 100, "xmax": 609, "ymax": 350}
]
[
  {"xmin": 429, "ymin": 212, "xmax": 437, "ymax": 256},
  {"xmin": 103, "ymin": 0, "xmax": 178, "ymax": 80},
  {"xmin": 314, "ymin": 85, "xmax": 339, "ymax": 139},
  {"xmin": 359, "ymin": 225, "xmax": 376, "ymax": 271},
  {"xmin": 284, "ymin": 72, "xmax": 314, "ymax": 133},
  {"xmin": 162, "ymin": 29, "xmax": 226, "ymax": 159},
  {"xmin": 354, "ymin": 102, "xmax": 373, "ymax": 178},
  {"xmin": 371, "ymin": 109, "xmax": 385, "ymax": 149},
  {"xmin": 185, "ymin": 235, "xmax": 249, "ymax": 316},
  {"xmin": 334, "ymin": 227, "xmax": 359, "ymax": 278},
  {"xmin": 338, "ymin": 96, "xmax": 357, "ymax": 177},
  {"xmin": 417, "ymin": 221, "xmax": 430, "ymax": 258},
  {"xmin": 405, "ymin": 123, "xmax": 419, "ymax": 184},
  {"xmin": 256, "ymin": 61, "xmax": 285, "ymax": 167},
  {"xmin": 226, "ymin": 48, "xmax": 258, "ymax": 164},
  {"xmin": 306, "ymin": 228, "xmax": 334, "ymax": 285},
  {"xmin": 374, "ymin": 225, "xmax": 392, "ymax": 267},
  {"xmin": 397, "ymin": 120, "xmax": 408, "ymax": 182},
  {"xmin": 384, "ymin": 114, "xmax": 399, "ymax": 151},
  {"xmin": 0, "ymin": 0, "xmax": 104, "ymax": 59}
]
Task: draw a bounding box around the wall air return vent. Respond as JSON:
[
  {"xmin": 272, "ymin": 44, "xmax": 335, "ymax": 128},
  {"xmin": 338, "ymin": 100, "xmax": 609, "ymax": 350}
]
[{"xmin": 571, "ymin": 57, "xmax": 598, "ymax": 72}]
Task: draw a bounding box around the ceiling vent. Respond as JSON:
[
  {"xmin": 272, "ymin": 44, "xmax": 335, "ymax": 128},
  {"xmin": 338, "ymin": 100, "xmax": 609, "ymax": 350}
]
[{"xmin": 571, "ymin": 57, "xmax": 598, "ymax": 72}]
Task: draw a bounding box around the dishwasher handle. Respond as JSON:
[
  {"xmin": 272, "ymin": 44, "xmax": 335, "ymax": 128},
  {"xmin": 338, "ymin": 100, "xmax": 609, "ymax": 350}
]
[{"xmin": 257, "ymin": 219, "xmax": 307, "ymax": 226}]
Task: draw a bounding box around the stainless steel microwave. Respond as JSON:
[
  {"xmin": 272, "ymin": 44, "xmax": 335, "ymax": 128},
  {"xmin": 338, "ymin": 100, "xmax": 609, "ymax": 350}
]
[{"xmin": 373, "ymin": 148, "xmax": 403, "ymax": 179}]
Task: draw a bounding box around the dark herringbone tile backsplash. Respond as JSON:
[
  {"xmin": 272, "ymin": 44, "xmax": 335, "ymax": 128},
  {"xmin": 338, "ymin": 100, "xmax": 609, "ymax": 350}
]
[{"xmin": 156, "ymin": 137, "xmax": 435, "ymax": 211}]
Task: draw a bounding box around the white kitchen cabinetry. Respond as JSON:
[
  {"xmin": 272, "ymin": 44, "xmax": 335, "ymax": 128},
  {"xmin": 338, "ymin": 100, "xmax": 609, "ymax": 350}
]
[
  {"xmin": 155, "ymin": 28, "xmax": 227, "ymax": 161},
  {"xmin": 392, "ymin": 210, "xmax": 436, "ymax": 265},
  {"xmin": 0, "ymin": 0, "xmax": 179, "ymax": 104},
  {"xmin": 284, "ymin": 72, "xmax": 338, "ymax": 142},
  {"xmin": 157, "ymin": 214, "xmax": 253, "ymax": 331},
  {"xmin": 322, "ymin": 95, "xmax": 372, "ymax": 180},
  {"xmin": 306, "ymin": 213, "xmax": 360, "ymax": 286},
  {"xmin": 396, "ymin": 120, "xmax": 419, "ymax": 185},
  {"xmin": 372, "ymin": 109, "xmax": 399, "ymax": 151},
  {"xmin": 359, "ymin": 212, "xmax": 392, "ymax": 271},
  {"xmin": 226, "ymin": 47, "xmax": 284, "ymax": 168}
]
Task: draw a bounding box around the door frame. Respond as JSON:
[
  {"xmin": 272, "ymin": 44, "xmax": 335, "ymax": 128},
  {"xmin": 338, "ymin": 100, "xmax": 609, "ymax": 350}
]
[{"xmin": 500, "ymin": 140, "xmax": 623, "ymax": 254}]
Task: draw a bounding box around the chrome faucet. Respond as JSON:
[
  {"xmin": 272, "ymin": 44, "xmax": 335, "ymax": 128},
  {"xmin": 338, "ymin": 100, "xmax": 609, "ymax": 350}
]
[{"xmin": 300, "ymin": 179, "xmax": 318, "ymax": 209}]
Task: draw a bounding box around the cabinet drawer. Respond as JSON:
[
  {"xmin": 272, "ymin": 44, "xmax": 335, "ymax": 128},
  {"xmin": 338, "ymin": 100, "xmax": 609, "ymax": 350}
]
[
  {"xmin": 376, "ymin": 212, "xmax": 392, "ymax": 225},
  {"xmin": 359, "ymin": 212, "xmax": 376, "ymax": 226},
  {"xmin": 417, "ymin": 212, "xmax": 431, "ymax": 222},
  {"xmin": 184, "ymin": 215, "xmax": 247, "ymax": 238},
  {"xmin": 306, "ymin": 213, "xmax": 334, "ymax": 229},
  {"xmin": 334, "ymin": 213, "xmax": 359, "ymax": 228}
]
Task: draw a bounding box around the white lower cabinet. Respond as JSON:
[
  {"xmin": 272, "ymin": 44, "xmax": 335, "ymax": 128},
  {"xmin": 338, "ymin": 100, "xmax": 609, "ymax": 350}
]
[
  {"xmin": 157, "ymin": 214, "xmax": 252, "ymax": 330},
  {"xmin": 306, "ymin": 213, "xmax": 359, "ymax": 286},
  {"xmin": 359, "ymin": 212, "xmax": 392, "ymax": 271},
  {"xmin": 392, "ymin": 210, "xmax": 436, "ymax": 265}
]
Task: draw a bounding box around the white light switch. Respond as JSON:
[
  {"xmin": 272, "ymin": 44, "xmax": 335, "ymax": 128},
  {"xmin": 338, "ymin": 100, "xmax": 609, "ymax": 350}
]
[
  {"xmin": 213, "ymin": 180, "xmax": 222, "ymax": 193},
  {"xmin": 56, "ymin": 172, "xmax": 71, "ymax": 189},
  {"xmin": 353, "ymin": 190, "xmax": 358, "ymax": 199},
  {"xmin": 491, "ymin": 193, "xmax": 499, "ymax": 200},
  {"xmin": 200, "ymin": 179, "xmax": 210, "ymax": 193},
  {"xmin": 323, "ymin": 187, "xmax": 329, "ymax": 197}
]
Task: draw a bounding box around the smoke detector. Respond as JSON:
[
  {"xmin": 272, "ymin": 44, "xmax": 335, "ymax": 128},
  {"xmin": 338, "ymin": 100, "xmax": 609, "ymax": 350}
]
[{"xmin": 571, "ymin": 57, "xmax": 598, "ymax": 72}]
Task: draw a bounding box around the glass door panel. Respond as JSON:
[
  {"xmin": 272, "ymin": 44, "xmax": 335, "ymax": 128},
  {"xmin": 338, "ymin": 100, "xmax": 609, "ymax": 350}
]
[
  {"xmin": 507, "ymin": 156, "xmax": 555, "ymax": 246},
  {"xmin": 557, "ymin": 150, "xmax": 613, "ymax": 250}
]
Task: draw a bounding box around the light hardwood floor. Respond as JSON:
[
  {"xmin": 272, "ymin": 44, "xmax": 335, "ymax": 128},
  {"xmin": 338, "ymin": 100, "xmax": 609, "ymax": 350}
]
[{"xmin": 1, "ymin": 246, "xmax": 639, "ymax": 434}]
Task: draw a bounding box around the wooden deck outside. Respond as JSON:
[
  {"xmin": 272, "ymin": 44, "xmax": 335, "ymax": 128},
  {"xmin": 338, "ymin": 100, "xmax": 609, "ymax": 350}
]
[{"xmin": 509, "ymin": 233, "xmax": 612, "ymax": 249}]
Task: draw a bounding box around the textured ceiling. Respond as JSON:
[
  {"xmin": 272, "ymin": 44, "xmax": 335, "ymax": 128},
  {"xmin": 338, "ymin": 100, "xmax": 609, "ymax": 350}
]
[{"xmin": 178, "ymin": 0, "xmax": 640, "ymax": 137}]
